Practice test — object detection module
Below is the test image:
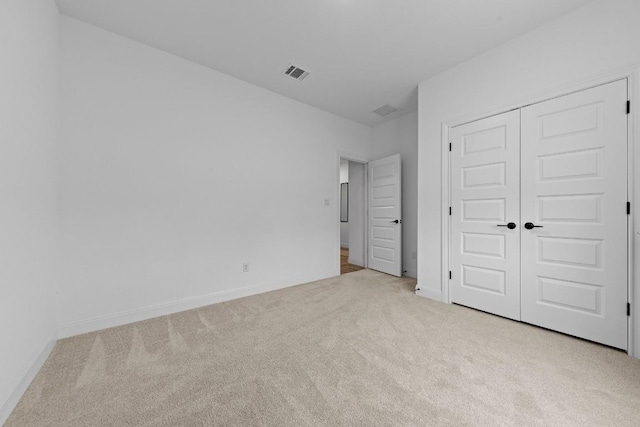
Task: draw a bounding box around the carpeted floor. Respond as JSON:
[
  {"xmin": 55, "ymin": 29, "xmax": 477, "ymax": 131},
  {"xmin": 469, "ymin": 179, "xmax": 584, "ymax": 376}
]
[{"xmin": 7, "ymin": 269, "xmax": 640, "ymax": 426}]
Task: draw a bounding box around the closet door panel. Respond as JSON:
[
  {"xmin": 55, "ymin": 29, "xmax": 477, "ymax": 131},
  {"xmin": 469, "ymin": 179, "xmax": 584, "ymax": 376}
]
[
  {"xmin": 450, "ymin": 110, "xmax": 521, "ymax": 320},
  {"xmin": 520, "ymin": 80, "xmax": 628, "ymax": 350}
]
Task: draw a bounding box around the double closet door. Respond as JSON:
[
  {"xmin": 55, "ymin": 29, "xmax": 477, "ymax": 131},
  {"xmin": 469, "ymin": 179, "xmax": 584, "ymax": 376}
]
[{"xmin": 449, "ymin": 80, "xmax": 628, "ymax": 350}]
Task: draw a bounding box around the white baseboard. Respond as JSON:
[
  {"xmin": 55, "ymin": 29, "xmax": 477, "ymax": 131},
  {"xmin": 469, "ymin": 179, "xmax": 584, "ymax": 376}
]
[
  {"xmin": 57, "ymin": 274, "xmax": 331, "ymax": 339},
  {"xmin": 415, "ymin": 286, "xmax": 442, "ymax": 302},
  {"xmin": 58, "ymin": 282, "xmax": 281, "ymax": 338},
  {"xmin": 0, "ymin": 336, "xmax": 56, "ymax": 425},
  {"xmin": 348, "ymin": 257, "xmax": 364, "ymax": 267}
]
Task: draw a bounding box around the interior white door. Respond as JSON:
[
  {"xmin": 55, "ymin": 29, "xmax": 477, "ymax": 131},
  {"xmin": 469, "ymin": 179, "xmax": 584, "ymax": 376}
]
[
  {"xmin": 450, "ymin": 110, "xmax": 521, "ymax": 320},
  {"xmin": 367, "ymin": 154, "xmax": 402, "ymax": 276},
  {"xmin": 520, "ymin": 80, "xmax": 628, "ymax": 349}
]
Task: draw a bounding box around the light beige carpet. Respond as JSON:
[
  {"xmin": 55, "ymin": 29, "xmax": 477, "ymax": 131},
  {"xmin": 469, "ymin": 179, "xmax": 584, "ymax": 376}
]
[{"xmin": 7, "ymin": 269, "xmax": 640, "ymax": 426}]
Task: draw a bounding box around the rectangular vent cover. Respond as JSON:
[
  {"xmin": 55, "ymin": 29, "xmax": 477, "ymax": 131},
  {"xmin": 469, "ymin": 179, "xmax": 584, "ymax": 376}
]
[
  {"xmin": 373, "ymin": 104, "xmax": 400, "ymax": 116},
  {"xmin": 282, "ymin": 64, "xmax": 310, "ymax": 81}
]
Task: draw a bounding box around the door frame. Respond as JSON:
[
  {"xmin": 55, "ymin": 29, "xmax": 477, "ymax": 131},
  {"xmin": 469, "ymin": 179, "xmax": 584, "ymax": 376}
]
[
  {"xmin": 440, "ymin": 65, "xmax": 639, "ymax": 356},
  {"xmin": 337, "ymin": 151, "xmax": 369, "ymax": 275}
]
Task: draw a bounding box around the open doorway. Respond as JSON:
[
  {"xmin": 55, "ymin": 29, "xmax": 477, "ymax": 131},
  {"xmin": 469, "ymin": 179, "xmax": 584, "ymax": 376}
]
[{"xmin": 339, "ymin": 158, "xmax": 365, "ymax": 275}]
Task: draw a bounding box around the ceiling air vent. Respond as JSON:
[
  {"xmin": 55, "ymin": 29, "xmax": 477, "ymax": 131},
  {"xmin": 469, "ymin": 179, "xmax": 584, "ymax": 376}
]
[
  {"xmin": 282, "ymin": 64, "xmax": 310, "ymax": 81},
  {"xmin": 372, "ymin": 104, "xmax": 400, "ymax": 117}
]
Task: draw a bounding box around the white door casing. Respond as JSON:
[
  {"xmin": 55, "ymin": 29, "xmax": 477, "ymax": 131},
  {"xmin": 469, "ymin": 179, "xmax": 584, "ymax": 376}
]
[
  {"xmin": 449, "ymin": 110, "xmax": 522, "ymax": 320},
  {"xmin": 520, "ymin": 80, "xmax": 628, "ymax": 350},
  {"xmin": 368, "ymin": 154, "xmax": 402, "ymax": 277}
]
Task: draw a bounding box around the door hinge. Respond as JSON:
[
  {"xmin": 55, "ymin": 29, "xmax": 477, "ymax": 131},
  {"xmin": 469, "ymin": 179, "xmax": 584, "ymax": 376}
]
[
  {"xmin": 628, "ymin": 303, "xmax": 631, "ymax": 316},
  {"xmin": 449, "ymin": 271, "xmax": 452, "ymax": 280},
  {"xmin": 449, "ymin": 142, "xmax": 452, "ymax": 152},
  {"xmin": 627, "ymin": 100, "xmax": 631, "ymax": 114},
  {"xmin": 449, "ymin": 206, "xmax": 452, "ymax": 216},
  {"xmin": 628, "ymin": 201, "xmax": 631, "ymax": 215}
]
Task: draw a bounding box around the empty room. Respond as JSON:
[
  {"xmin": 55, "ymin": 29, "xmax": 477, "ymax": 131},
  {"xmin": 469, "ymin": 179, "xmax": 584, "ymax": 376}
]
[{"xmin": 2, "ymin": 0, "xmax": 640, "ymax": 425}]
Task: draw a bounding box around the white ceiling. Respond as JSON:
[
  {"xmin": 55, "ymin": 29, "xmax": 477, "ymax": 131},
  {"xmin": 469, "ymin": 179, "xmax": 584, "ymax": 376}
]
[{"xmin": 56, "ymin": 0, "xmax": 593, "ymax": 127}]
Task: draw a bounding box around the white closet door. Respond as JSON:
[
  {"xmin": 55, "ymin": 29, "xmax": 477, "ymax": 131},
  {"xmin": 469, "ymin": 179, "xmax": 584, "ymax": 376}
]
[
  {"xmin": 520, "ymin": 80, "xmax": 628, "ymax": 350},
  {"xmin": 450, "ymin": 110, "xmax": 521, "ymax": 320}
]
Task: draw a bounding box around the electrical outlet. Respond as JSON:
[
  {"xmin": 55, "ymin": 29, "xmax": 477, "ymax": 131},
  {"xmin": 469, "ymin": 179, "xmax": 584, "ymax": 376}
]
[
  {"xmin": 242, "ymin": 263, "xmax": 249, "ymax": 272},
  {"xmin": 324, "ymin": 198, "xmax": 330, "ymax": 206},
  {"xmin": 412, "ymin": 252, "xmax": 417, "ymax": 260}
]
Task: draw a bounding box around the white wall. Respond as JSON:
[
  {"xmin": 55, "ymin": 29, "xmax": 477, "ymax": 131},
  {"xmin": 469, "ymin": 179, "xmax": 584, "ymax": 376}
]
[
  {"xmin": 58, "ymin": 17, "xmax": 371, "ymax": 336},
  {"xmin": 348, "ymin": 161, "xmax": 365, "ymax": 267},
  {"xmin": 339, "ymin": 160, "xmax": 349, "ymax": 248},
  {"xmin": 416, "ymin": 0, "xmax": 640, "ymax": 353},
  {"xmin": 371, "ymin": 111, "xmax": 418, "ymax": 278},
  {"xmin": 339, "ymin": 160, "xmax": 349, "ymax": 182},
  {"xmin": 0, "ymin": 0, "xmax": 60, "ymax": 422}
]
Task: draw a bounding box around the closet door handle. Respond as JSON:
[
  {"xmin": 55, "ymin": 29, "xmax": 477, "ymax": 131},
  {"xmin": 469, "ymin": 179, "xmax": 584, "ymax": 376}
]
[
  {"xmin": 524, "ymin": 222, "xmax": 543, "ymax": 230},
  {"xmin": 497, "ymin": 222, "xmax": 517, "ymax": 229}
]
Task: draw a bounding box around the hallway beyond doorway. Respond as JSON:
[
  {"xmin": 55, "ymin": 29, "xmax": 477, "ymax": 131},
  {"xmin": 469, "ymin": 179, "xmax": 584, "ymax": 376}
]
[{"xmin": 340, "ymin": 247, "xmax": 364, "ymax": 275}]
